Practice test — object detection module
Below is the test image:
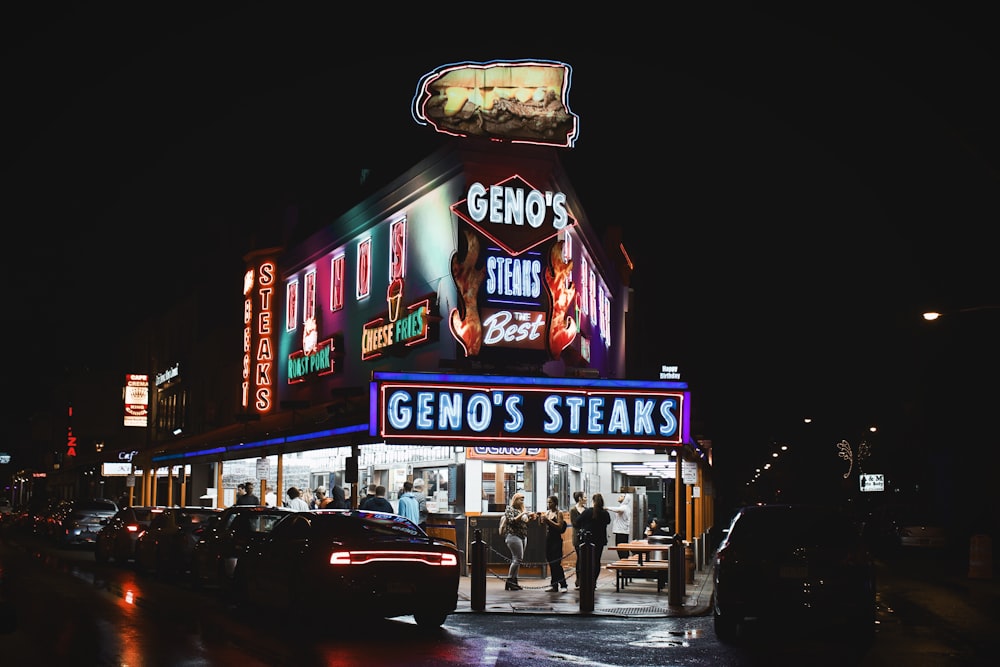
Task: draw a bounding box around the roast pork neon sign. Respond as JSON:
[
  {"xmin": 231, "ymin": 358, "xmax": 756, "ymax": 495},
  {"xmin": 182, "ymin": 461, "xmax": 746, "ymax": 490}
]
[{"xmin": 370, "ymin": 372, "xmax": 688, "ymax": 446}]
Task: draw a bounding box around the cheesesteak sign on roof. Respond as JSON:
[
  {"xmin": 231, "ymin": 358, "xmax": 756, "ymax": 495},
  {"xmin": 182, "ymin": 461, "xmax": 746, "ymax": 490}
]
[{"xmin": 411, "ymin": 59, "xmax": 579, "ymax": 148}]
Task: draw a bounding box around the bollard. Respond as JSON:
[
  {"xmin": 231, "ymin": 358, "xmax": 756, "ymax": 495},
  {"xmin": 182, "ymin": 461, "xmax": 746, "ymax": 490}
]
[
  {"xmin": 471, "ymin": 528, "xmax": 486, "ymax": 611},
  {"xmin": 969, "ymin": 534, "xmax": 993, "ymax": 579},
  {"xmin": 579, "ymin": 541, "xmax": 595, "ymax": 613},
  {"xmin": 685, "ymin": 541, "xmax": 696, "ymax": 584},
  {"xmin": 668, "ymin": 538, "xmax": 685, "ymax": 605}
]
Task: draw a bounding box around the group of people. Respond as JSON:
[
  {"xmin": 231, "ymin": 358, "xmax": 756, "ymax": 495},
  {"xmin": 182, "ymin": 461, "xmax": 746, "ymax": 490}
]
[
  {"xmin": 502, "ymin": 489, "xmax": 673, "ymax": 592},
  {"xmin": 232, "ymin": 478, "xmax": 353, "ymax": 511}
]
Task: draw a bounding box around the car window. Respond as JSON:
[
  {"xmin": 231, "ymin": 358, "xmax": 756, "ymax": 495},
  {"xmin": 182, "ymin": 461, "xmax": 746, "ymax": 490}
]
[{"xmin": 312, "ymin": 512, "xmax": 423, "ymax": 539}]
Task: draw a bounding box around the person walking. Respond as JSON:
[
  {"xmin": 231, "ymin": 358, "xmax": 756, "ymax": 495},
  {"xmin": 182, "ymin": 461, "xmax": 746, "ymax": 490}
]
[
  {"xmin": 569, "ymin": 491, "xmax": 587, "ymax": 588},
  {"xmin": 286, "ymin": 487, "xmax": 309, "ymax": 511},
  {"xmin": 608, "ymin": 491, "xmax": 633, "ymax": 558},
  {"xmin": 502, "ymin": 493, "xmax": 534, "ymax": 590},
  {"xmin": 329, "ymin": 475, "xmax": 349, "ymax": 509},
  {"xmin": 237, "ymin": 481, "xmax": 259, "ymax": 505},
  {"xmin": 540, "ymin": 495, "xmax": 568, "ymax": 591},
  {"xmin": 314, "ymin": 486, "xmax": 331, "ymax": 508},
  {"xmin": 365, "ymin": 485, "xmax": 394, "ymax": 513},
  {"xmin": 574, "ymin": 492, "xmax": 611, "ymax": 588}
]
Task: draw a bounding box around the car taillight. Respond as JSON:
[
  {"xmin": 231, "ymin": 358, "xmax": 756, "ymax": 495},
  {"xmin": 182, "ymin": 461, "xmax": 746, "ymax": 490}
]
[
  {"xmin": 126, "ymin": 524, "xmax": 139, "ymax": 533},
  {"xmin": 329, "ymin": 550, "xmax": 458, "ymax": 567}
]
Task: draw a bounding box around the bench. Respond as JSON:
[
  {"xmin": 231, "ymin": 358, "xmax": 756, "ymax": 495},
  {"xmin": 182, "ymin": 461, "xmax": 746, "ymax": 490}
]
[{"xmin": 606, "ymin": 555, "xmax": 670, "ymax": 592}]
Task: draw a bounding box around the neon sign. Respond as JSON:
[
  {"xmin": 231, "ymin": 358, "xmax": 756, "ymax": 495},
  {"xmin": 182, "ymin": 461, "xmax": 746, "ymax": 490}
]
[
  {"xmin": 361, "ymin": 297, "xmax": 432, "ymax": 361},
  {"xmin": 372, "ymin": 373, "xmax": 687, "ymax": 447},
  {"xmin": 243, "ymin": 259, "xmax": 275, "ymax": 413}
]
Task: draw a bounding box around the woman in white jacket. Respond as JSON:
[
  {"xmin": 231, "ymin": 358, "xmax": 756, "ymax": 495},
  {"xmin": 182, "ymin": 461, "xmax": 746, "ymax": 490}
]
[{"xmin": 608, "ymin": 492, "xmax": 633, "ymax": 558}]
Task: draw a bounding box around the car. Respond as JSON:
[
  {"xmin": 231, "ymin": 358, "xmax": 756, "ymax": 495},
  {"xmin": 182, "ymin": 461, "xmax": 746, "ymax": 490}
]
[
  {"xmin": 48, "ymin": 498, "xmax": 119, "ymax": 547},
  {"xmin": 712, "ymin": 503, "xmax": 876, "ymax": 643},
  {"xmin": 94, "ymin": 506, "xmax": 158, "ymax": 565},
  {"xmin": 134, "ymin": 506, "xmax": 222, "ymax": 579},
  {"xmin": 190, "ymin": 505, "xmax": 293, "ymax": 590},
  {"xmin": 232, "ymin": 509, "xmax": 460, "ymax": 628},
  {"xmin": 862, "ymin": 503, "xmax": 948, "ymax": 553}
]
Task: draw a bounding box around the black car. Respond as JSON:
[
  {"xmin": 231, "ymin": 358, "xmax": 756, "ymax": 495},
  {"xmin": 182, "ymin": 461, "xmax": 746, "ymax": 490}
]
[
  {"xmin": 712, "ymin": 503, "xmax": 876, "ymax": 643},
  {"xmin": 190, "ymin": 505, "xmax": 293, "ymax": 589},
  {"xmin": 94, "ymin": 506, "xmax": 158, "ymax": 565},
  {"xmin": 134, "ymin": 506, "xmax": 222, "ymax": 579},
  {"xmin": 232, "ymin": 509, "xmax": 460, "ymax": 628}
]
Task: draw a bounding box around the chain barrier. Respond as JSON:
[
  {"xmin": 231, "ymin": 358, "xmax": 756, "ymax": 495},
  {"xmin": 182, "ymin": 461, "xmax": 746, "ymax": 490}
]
[{"xmin": 482, "ymin": 541, "xmax": 614, "ymax": 590}]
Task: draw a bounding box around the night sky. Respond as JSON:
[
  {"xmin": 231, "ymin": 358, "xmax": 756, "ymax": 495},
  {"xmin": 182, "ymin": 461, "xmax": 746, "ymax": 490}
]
[{"xmin": 5, "ymin": 6, "xmax": 998, "ymax": 510}]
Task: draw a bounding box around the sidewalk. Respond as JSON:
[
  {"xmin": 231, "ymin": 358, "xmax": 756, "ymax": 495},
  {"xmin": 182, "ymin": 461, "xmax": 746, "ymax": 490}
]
[{"xmin": 454, "ymin": 556, "xmax": 714, "ymax": 618}]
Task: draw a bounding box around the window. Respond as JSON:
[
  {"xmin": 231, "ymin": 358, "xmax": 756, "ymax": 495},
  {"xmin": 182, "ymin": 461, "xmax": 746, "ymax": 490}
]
[{"xmin": 330, "ymin": 254, "xmax": 345, "ymax": 312}]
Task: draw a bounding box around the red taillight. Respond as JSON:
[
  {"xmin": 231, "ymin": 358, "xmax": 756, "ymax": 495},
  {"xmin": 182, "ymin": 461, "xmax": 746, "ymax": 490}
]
[
  {"xmin": 126, "ymin": 524, "xmax": 139, "ymax": 533},
  {"xmin": 329, "ymin": 550, "xmax": 458, "ymax": 567}
]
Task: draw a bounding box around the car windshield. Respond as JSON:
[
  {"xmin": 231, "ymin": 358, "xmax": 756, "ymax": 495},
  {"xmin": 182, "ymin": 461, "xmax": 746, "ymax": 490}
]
[
  {"xmin": 77, "ymin": 500, "xmax": 117, "ymax": 512},
  {"xmin": 729, "ymin": 506, "xmax": 860, "ymax": 548},
  {"xmin": 309, "ymin": 512, "xmax": 424, "ymax": 540}
]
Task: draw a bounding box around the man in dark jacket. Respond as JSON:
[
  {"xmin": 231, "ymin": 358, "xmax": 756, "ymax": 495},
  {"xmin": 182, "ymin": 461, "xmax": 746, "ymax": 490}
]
[
  {"xmin": 237, "ymin": 481, "xmax": 260, "ymax": 505},
  {"xmin": 365, "ymin": 485, "xmax": 394, "ymax": 513}
]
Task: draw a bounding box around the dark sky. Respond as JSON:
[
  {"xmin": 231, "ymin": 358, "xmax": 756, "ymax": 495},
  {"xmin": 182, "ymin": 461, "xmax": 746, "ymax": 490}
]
[{"xmin": 5, "ymin": 5, "xmax": 999, "ymax": 492}]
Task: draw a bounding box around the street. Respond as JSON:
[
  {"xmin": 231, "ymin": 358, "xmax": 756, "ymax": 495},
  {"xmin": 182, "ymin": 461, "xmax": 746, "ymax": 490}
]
[{"xmin": 1, "ymin": 535, "xmax": 995, "ymax": 666}]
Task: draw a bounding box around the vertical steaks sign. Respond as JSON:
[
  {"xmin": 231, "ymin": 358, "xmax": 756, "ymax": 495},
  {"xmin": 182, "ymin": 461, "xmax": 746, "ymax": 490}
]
[{"xmin": 370, "ymin": 372, "xmax": 689, "ymax": 447}]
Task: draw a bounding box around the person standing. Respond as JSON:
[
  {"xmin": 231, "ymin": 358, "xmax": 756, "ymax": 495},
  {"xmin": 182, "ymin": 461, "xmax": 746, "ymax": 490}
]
[
  {"xmin": 314, "ymin": 487, "xmax": 330, "ymax": 508},
  {"xmin": 286, "ymin": 487, "xmax": 309, "ymax": 511},
  {"xmin": 237, "ymin": 481, "xmax": 259, "ymax": 505},
  {"xmin": 397, "ymin": 481, "xmax": 420, "ymax": 524},
  {"xmin": 502, "ymin": 493, "xmax": 534, "ymax": 591},
  {"xmin": 569, "ymin": 491, "xmax": 587, "ymax": 588},
  {"xmin": 329, "ymin": 475, "xmax": 349, "ymax": 509},
  {"xmin": 574, "ymin": 492, "xmax": 611, "ymax": 588},
  {"xmin": 540, "ymin": 495, "xmax": 568, "ymax": 592},
  {"xmin": 359, "ymin": 484, "xmax": 377, "ymax": 509},
  {"xmin": 233, "ymin": 483, "xmax": 246, "ymax": 506},
  {"xmin": 608, "ymin": 492, "xmax": 633, "ymax": 558},
  {"xmin": 411, "ymin": 478, "xmax": 429, "ymax": 529},
  {"xmin": 365, "ymin": 485, "xmax": 394, "ymax": 513}
]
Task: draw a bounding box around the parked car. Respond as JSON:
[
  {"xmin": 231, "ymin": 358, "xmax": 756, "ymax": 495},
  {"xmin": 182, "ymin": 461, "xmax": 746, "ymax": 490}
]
[
  {"xmin": 47, "ymin": 498, "xmax": 119, "ymax": 548},
  {"xmin": 862, "ymin": 504, "xmax": 948, "ymax": 553},
  {"xmin": 712, "ymin": 503, "xmax": 876, "ymax": 643},
  {"xmin": 94, "ymin": 506, "xmax": 158, "ymax": 565},
  {"xmin": 232, "ymin": 509, "xmax": 460, "ymax": 628},
  {"xmin": 190, "ymin": 505, "xmax": 293, "ymax": 589},
  {"xmin": 134, "ymin": 506, "xmax": 222, "ymax": 579}
]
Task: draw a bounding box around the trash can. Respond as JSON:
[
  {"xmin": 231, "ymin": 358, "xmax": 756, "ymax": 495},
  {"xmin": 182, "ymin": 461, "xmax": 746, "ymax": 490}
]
[{"xmin": 647, "ymin": 535, "xmax": 671, "ymax": 561}]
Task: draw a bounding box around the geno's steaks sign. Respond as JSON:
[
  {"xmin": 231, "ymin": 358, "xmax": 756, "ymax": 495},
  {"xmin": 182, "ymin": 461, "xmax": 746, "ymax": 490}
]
[{"xmin": 370, "ymin": 372, "xmax": 689, "ymax": 447}]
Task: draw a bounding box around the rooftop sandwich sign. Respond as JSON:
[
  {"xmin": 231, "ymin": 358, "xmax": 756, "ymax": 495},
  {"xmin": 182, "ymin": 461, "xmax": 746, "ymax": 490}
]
[{"xmin": 370, "ymin": 372, "xmax": 689, "ymax": 448}]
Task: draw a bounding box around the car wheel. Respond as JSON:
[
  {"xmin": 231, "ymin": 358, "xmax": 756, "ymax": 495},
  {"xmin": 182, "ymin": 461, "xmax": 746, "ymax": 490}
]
[
  {"xmin": 714, "ymin": 610, "xmax": 740, "ymax": 643},
  {"xmin": 413, "ymin": 608, "xmax": 448, "ymax": 629}
]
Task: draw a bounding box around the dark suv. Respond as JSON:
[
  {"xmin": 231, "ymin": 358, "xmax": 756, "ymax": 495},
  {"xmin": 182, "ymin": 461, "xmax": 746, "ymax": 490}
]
[{"xmin": 712, "ymin": 503, "xmax": 876, "ymax": 643}]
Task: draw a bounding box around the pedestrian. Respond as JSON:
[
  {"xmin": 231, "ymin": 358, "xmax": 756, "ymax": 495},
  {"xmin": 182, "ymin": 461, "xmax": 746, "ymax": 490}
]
[
  {"xmin": 234, "ymin": 483, "xmax": 246, "ymax": 506},
  {"xmin": 501, "ymin": 492, "xmax": 535, "ymax": 591},
  {"xmin": 237, "ymin": 481, "xmax": 259, "ymax": 505},
  {"xmin": 314, "ymin": 486, "xmax": 330, "ymax": 508},
  {"xmin": 411, "ymin": 477, "xmax": 429, "ymax": 529},
  {"xmin": 264, "ymin": 487, "xmax": 277, "ymax": 508},
  {"xmin": 574, "ymin": 492, "xmax": 611, "ymax": 588},
  {"xmin": 569, "ymin": 490, "xmax": 587, "ymax": 588},
  {"xmin": 329, "ymin": 475, "xmax": 349, "ymax": 509},
  {"xmin": 609, "ymin": 491, "xmax": 633, "ymax": 558},
  {"xmin": 365, "ymin": 485, "xmax": 394, "ymax": 513},
  {"xmin": 300, "ymin": 487, "xmax": 315, "ymax": 509},
  {"xmin": 397, "ymin": 481, "xmax": 420, "ymax": 524},
  {"xmin": 359, "ymin": 483, "xmax": 377, "ymax": 509},
  {"xmin": 645, "ymin": 516, "xmax": 668, "ymax": 537},
  {"xmin": 286, "ymin": 487, "xmax": 310, "ymax": 511},
  {"xmin": 540, "ymin": 495, "xmax": 568, "ymax": 591}
]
